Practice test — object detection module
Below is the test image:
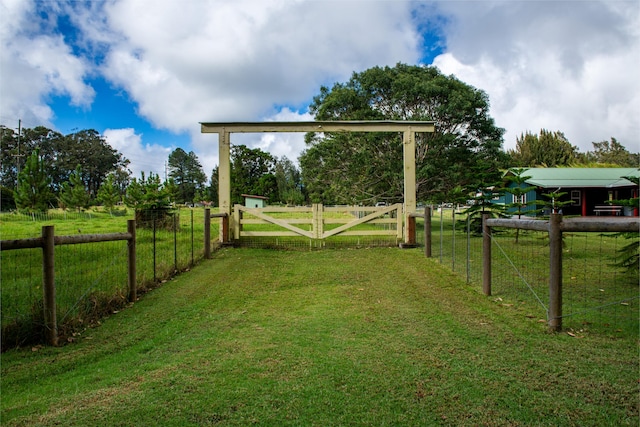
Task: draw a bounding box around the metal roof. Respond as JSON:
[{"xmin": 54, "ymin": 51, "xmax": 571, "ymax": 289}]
[{"xmin": 518, "ymin": 168, "xmax": 639, "ymax": 188}]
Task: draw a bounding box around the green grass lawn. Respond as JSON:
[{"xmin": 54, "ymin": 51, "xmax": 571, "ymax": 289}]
[{"xmin": 1, "ymin": 248, "xmax": 637, "ymax": 426}]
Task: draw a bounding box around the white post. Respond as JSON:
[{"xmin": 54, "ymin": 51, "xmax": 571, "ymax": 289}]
[
  {"xmin": 218, "ymin": 131, "xmax": 231, "ymax": 239},
  {"xmin": 403, "ymin": 129, "xmax": 416, "ymax": 244}
]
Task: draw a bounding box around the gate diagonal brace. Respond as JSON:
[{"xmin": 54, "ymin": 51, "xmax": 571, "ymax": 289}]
[
  {"xmin": 322, "ymin": 204, "xmax": 400, "ymax": 239},
  {"xmin": 243, "ymin": 207, "xmax": 314, "ymax": 239}
]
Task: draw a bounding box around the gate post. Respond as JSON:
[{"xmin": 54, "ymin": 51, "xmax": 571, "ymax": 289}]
[
  {"xmin": 424, "ymin": 206, "xmax": 432, "ymax": 258},
  {"xmin": 482, "ymin": 214, "xmax": 491, "ymax": 296},
  {"xmin": 42, "ymin": 225, "xmax": 58, "ymax": 346},
  {"xmin": 548, "ymin": 213, "xmax": 563, "ymax": 331},
  {"xmin": 406, "ymin": 215, "xmax": 416, "ymax": 246}
]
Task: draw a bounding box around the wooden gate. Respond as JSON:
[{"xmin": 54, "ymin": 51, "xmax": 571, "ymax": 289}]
[{"xmin": 233, "ymin": 203, "xmax": 403, "ymax": 242}]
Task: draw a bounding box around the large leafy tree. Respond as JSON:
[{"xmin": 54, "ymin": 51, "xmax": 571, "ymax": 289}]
[
  {"xmin": 14, "ymin": 150, "xmax": 54, "ymax": 213},
  {"xmin": 0, "ymin": 125, "xmax": 129, "ymax": 197},
  {"xmin": 230, "ymin": 145, "xmax": 276, "ymax": 204},
  {"xmin": 275, "ymin": 156, "xmax": 305, "ymax": 205},
  {"xmin": 300, "ymin": 63, "xmax": 507, "ymax": 204},
  {"xmin": 57, "ymin": 129, "xmax": 128, "ymax": 197},
  {"xmin": 0, "ymin": 126, "xmax": 64, "ymax": 190},
  {"xmin": 508, "ymin": 129, "xmax": 577, "ymax": 167},
  {"xmin": 167, "ymin": 148, "xmax": 207, "ymax": 204}
]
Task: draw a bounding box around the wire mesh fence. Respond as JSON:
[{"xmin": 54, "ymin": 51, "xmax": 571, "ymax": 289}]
[
  {"xmin": 416, "ymin": 208, "xmax": 639, "ymax": 337},
  {"xmin": 0, "ymin": 208, "xmax": 217, "ymax": 349}
]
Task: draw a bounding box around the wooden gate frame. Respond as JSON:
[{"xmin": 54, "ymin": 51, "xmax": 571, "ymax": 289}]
[
  {"xmin": 234, "ymin": 203, "xmax": 403, "ymax": 241},
  {"xmin": 201, "ymin": 120, "xmax": 435, "ymax": 244}
]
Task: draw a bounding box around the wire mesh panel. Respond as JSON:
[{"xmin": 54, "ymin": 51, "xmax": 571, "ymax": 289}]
[
  {"xmin": 420, "ymin": 208, "xmax": 485, "ymax": 284},
  {"xmin": 562, "ymin": 232, "xmax": 638, "ymax": 335},
  {"xmin": 488, "ymin": 229, "xmax": 550, "ymax": 321},
  {"xmin": 55, "ymin": 240, "xmax": 129, "ymax": 335},
  {"xmin": 0, "ymin": 247, "xmax": 43, "ymax": 346}
]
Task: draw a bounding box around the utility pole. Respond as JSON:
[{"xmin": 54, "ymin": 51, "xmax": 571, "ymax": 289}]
[{"xmin": 13, "ymin": 119, "xmax": 25, "ymax": 189}]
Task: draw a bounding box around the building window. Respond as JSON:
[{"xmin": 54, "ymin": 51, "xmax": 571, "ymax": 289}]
[
  {"xmin": 512, "ymin": 194, "xmax": 526, "ymax": 205},
  {"xmin": 571, "ymin": 190, "xmax": 581, "ymax": 206}
]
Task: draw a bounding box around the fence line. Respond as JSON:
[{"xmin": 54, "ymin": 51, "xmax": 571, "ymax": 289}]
[
  {"xmin": 1, "ymin": 221, "xmax": 136, "ymax": 346},
  {"xmin": 413, "ymin": 208, "xmax": 638, "ymax": 335},
  {"xmin": 1, "ymin": 208, "xmax": 217, "ymax": 349}
]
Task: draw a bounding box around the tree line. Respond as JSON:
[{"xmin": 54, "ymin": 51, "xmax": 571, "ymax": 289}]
[
  {"xmin": 0, "ymin": 126, "xmax": 304, "ymax": 213},
  {"xmin": 2, "ymin": 63, "xmax": 637, "ymax": 214}
]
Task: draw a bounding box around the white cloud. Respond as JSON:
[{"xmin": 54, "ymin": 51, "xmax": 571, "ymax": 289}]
[
  {"xmin": 431, "ymin": 1, "xmax": 640, "ymax": 152},
  {"xmin": 0, "ymin": 0, "xmax": 94, "ymax": 127},
  {"xmin": 99, "ymin": 0, "xmax": 420, "ymax": 130},
  {"xmin": 103, "ymin": 128, "xmax": 171, "ymax": 180}
]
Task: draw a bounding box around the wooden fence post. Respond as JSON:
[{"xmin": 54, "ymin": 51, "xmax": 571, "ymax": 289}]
[
  {"xmin": 234, "ymin": 205, "xmax": 241, "ymax": 241},
  {"xmin": 221, "ymin": 213, "xmax": 229, "ymax": 243},
  {"xmin": 548, "ymin": 213, "xmax": 563, "ymax": 331},
  {"xmin": 41, "ymin": 225, "xmax": 58, "ymax": 346},
  {"xmin": 204, "ymin": 208, "xmax": 211, "ymax": 259},
  {"xmin": 127, "ymin": 220, "xmax": 137, "ymax": 302},
  {"xmin": 424, "ymin": 206, "xmax": 431, "ymax": 258},
  {"xmin": 407, "ymin": 215, "xmax": 416, "ymax": 246},
  {"xmin": 482, "ymin": 214, "xmax": 491, "ymax": 296}
]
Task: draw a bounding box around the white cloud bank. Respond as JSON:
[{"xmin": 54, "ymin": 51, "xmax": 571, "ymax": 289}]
[
  {"xmin": 103, "ymin": 128, "xmax": 171, "ymax": 180},
  {"xmin": 1, "ymin": 0, "xmax": 638, "ymax": 179},
  {"xmin": 0, "ymin": 0, "xmax": 95, "ymax": 127},
  {"xmin": 430, "ymin": 1, "xmax": 640, "ymax": 151}
]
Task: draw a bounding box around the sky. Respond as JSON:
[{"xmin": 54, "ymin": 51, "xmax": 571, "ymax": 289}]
[{"xmin": 1, "ymin": 0, "xmax": 638, "ymax": 181}]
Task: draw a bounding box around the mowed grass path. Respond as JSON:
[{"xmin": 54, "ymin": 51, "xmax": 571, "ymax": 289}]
[{"xmin": 1, "ymin": 248, "xmax": 637, "ymax": 426}]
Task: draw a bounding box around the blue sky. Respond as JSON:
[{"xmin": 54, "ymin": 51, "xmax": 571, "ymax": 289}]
[{"xmin": 1, "ymin": 0, "xmax": 638, "ymax": 180}]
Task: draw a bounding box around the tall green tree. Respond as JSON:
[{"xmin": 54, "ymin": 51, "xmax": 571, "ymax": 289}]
[
  {"xmin": 96, "ymin": 174, "xmax": 121, "ymax": 214},
  {"xmin": 14, "ymin": 150, "xmax": 53, "ymax": 213},
  {"xmin": 299, "ymin": 63, "xmax": 506, "ymax": 204},
  {"xmin": 502, "ymin": 168, "xmax": 537, "ymax": 243},
  {"xmin": 275, "ymin": 156, "xmax": 305, "ymax": 205},
  {"xmin": 125, "ymin": 172, "xmax": 174, "ymax": 228},
  {"xmin": 578, "ymin": 138, "xmax": 638, "ymax": 167},
  {"xmin": 58, "ymin": 165, "xmax": 91, "ymax": 212},
  {"xmin": 508, "ymin": 129, "xmax": 577, "ymax": 167},
  {"xmin": 209, "ymin": 166, "xmax": 219, "ymax": 207},
  {"xmin": 230, "ymin": 145, "xmax": 276, "ymax": 204},
  {"xmin": 167, "ymin": 148, "xmax": 207, "ymax": 204}
]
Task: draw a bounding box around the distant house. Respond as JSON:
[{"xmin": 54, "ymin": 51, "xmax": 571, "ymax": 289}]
[
  {"xmin": 496, "ymin": 168, "xmax": 639, "ymax": 217},
  {"xmin": 242, "ymin": 194, "xmax": 268, "ymax": 208}
]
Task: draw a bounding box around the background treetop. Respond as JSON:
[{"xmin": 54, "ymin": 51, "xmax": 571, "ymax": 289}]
[{"xmin": 301, "ymin": 63, "xmax": 507, "ymax": 204}]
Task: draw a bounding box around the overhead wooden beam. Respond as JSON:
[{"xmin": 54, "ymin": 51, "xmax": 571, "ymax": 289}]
[{"xmin": 201, "ymin": 120, "xmax": 435, "ymax": 134}]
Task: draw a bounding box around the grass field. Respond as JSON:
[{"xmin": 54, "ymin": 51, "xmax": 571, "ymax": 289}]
[
  {"xmin": 1, "ymin": 248, "xmax": 637, "ymax": 426},
  {"xmin": 1, "ymin": 208, "xmax": 216, "ymax": 346}
]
